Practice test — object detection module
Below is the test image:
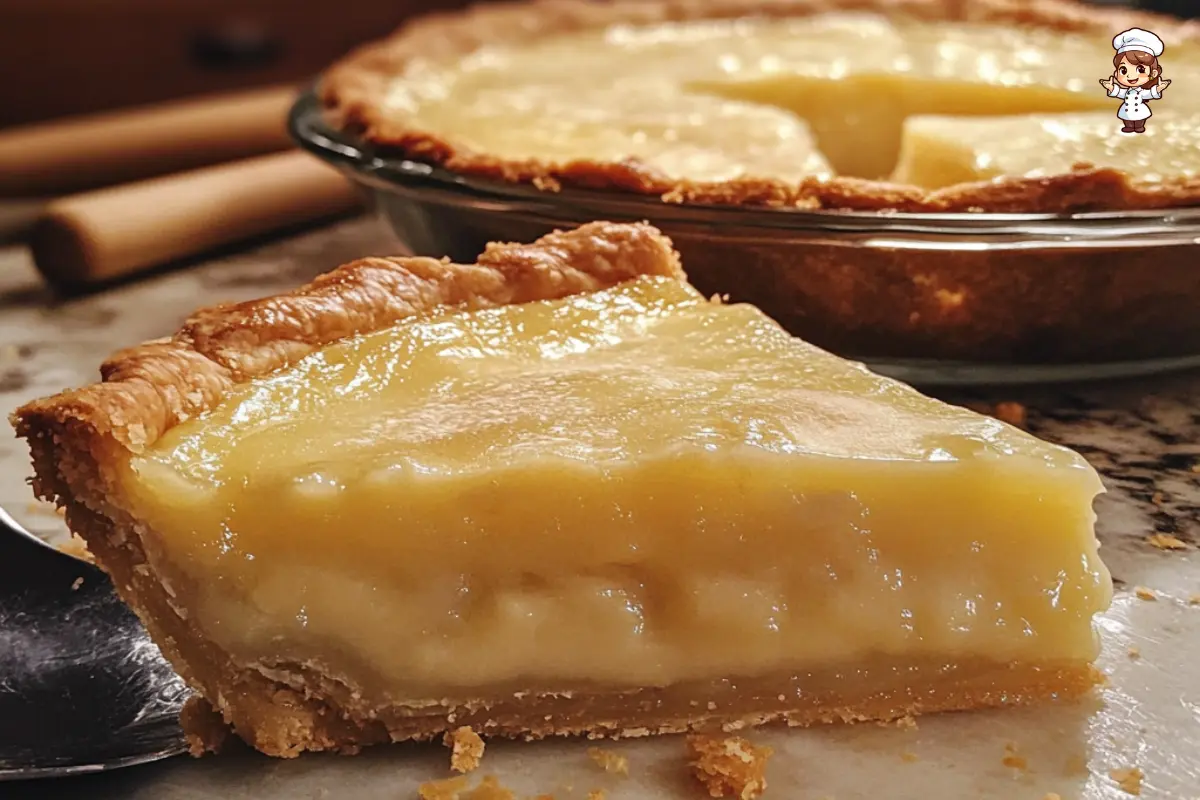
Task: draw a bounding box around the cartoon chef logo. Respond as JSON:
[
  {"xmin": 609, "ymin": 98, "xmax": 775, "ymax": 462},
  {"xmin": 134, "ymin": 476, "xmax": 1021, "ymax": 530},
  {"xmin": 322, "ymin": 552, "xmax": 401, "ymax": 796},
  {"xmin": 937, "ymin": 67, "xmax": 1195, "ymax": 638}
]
[{"xmin": 1100, "ymin": 28, "xmax": 1172, "ymax": 134}]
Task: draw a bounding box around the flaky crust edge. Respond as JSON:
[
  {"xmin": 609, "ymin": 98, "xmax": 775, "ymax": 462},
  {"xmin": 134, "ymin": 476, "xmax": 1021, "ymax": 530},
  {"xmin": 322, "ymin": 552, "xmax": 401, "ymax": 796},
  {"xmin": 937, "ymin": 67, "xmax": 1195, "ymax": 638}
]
[
  {"xmin": 8, "ymin": 221, "xmax": 685, "ymax": 757},
  {"xmin": 319, "ymin": 0, "xmax": 1200, "ymax": 214}
]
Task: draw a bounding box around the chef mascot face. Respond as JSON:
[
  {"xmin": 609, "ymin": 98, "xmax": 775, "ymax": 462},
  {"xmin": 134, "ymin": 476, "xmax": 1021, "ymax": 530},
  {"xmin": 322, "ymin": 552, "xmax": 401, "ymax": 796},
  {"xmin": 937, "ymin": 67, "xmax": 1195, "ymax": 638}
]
[{"xmin": 1102, "ymin": 28, "xmax": 1171, "ymax": 134}]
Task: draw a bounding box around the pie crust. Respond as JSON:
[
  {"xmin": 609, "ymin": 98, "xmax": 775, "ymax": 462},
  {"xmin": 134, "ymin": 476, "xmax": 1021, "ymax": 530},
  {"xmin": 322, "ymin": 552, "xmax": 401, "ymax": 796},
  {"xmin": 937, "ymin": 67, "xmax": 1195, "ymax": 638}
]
[
  {"xmin": 12, "ymin": 221, "xmax": 1106, "ymax": 758},
  {"xmin": 320, "ymin": 0, "xmax": 1200, "ymax": 213}
]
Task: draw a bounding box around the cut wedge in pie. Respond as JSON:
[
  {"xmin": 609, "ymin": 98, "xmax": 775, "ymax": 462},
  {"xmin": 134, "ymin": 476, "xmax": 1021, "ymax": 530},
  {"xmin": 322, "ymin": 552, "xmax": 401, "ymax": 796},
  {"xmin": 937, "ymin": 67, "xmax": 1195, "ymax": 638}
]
[
  {"xmin": 893, "ymin": 110, "xmax": 1200, "ymax": 190},
  {"xmin": 323, "ymin": 0, "xmax": 1200, "ymax": 211},
  {"xmin": 12, "ymin": 222, "xmax": 1113, "ymax": 758}
]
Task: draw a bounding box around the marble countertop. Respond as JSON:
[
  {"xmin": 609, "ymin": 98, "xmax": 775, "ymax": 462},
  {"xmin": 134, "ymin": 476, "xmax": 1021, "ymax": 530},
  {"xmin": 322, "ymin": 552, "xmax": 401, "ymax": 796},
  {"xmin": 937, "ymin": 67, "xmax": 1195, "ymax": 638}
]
[{"xmin": 1, "ymin": 217, "xmax": 1198, "ymax": 799}]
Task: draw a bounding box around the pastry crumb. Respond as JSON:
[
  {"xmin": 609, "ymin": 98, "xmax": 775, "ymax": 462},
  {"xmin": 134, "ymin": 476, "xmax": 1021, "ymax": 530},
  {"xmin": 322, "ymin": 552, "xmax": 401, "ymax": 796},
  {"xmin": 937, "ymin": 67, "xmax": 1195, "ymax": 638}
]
[
  {"xmin": 445, "ymin": 726, "xmax": 485, "ymax": 773},
  {"xmin": 1134, "ymin": 586, "xmax": 1158, "ymax": 601},
  {"xmin": 901, "ymin": 751, "xmax": 919, "ymax": 763},
  {"xmin": 1188, "ymin": 593, "xmax": 1200, "ymax": 606},
  {"xmin": 686, "ymin": 734, "xmax": 772, "ymax": 799},
  {"xmin": 418, "ymin": 775, "xmax": 470, "ymax": 800},
  {"xmin": 1002, "ymin": 742, "xmax": 1028, "ymax": 771},
  {"xmin": 1043, "ymin": 794, "xmax": 1062, "ymax": 800},
  {"xmin": 1109, "ymin": 766, "xmax": 1144, "ymax": 795},
  {"xmin": 70, "ymin": 576, "xmax": 84, "ymax": 591},
  {"xmin": 58, "ymin": 534, "xmax": 95, "ymax": 563},
  {"xmin": 1151, "ymin": 491, "xmax": 1165, "ymax": 505},
  {"xmin": 423, "ymin": 775, "xmax": 514, "ymax": 800},
  {"xmin": 179, "ymin": 696, "xmax": 231, "ymax": 757},
  {"xmin": 587, "ymin": 747, "xmax": 629, "ymax": 776},
  {"xmin": 1127, "ymin": 646, "xmax": 1142, "ymax": 659},
  {"xmin": 1146, "ymin": 533, "xmax": 1188, "ymax": 550},
  {"xmin": 586, "ymin": 791, "xmax": 605, "ymax": 800}
]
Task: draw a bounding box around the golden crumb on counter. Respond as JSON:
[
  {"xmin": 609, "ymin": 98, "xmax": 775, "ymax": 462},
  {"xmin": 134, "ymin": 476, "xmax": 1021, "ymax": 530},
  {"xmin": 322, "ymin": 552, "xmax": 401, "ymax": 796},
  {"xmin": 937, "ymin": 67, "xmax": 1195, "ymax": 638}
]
[
  {"xmin": 587, "ymin": 747, "xmax": 629, "ymax": 776},
  {"xmin": 1043, "ymin": 793, "xmax": 1062, "ymax": 800},
  {"xmin": 586, "ymin": 791, "xmax": 606, "ymax": 800},
  {"xmin": 1127, "ymin": 646, "xmax": 1142, "ymax": 660},
  {"xmin": 1109, "ymin": 766, "xmax": 1144, "ymax": 796},
  {"xmin": 900, "ymin": 751, "xmax": 919, "ymax": 763},
  {"xmin": 1134, "ymin": 587, "xmax": 1158, "ymax": 602},
  {"xmin": 462, "ymin": 776, "xmax": 516, "ymax": 800},
  {"xmin": 418, "ymin": 776, "xmax": 469, "ymax": 800},
  {"xmin": 445, "ymin": 726, "xmax": 485, "ymax": 774},
  {"xmin": 1188, "ymin": 593, "xmax": 1200, "ymax": 606},
  {"xmin": 420, "ymin": 775, "xmax": 517, "ymax": 800},
  {"xmin": 1151, "ymin": 491, "xmax": 1165, "ymax": 505},
  {"xmin": 686, "ymin": 734, "xmax": 772, "ymax": 799},
  {"xmin": 1001, "ymin": 742, "xmax": 1028, "ymax": 771},
  {"xmin": 1146, "ymin": 533, "xmax": 1189, "ymax": 550},
  {"xmin": 57, "ymin": 535, "xmax": 95, "ymax": 563}
]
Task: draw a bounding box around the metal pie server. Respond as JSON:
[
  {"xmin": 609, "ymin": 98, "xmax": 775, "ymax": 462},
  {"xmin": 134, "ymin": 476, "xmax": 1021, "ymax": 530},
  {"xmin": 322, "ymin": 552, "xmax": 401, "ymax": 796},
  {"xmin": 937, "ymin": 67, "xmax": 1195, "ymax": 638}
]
[{"xmin": 0, "ymin": 506, "xmax": 189, "ymax": 780}]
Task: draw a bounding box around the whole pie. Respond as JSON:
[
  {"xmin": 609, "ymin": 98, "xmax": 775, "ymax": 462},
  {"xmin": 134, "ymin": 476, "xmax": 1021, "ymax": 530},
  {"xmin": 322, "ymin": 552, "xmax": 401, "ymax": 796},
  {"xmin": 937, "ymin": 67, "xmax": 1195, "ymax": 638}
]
[
  {"xmin": 13, "ymin": 221, "xmax": 1112, "ymax": 757},
  {"xmin": 322, "ymin": 0, "xmax": 1200, "ymax": 212}
]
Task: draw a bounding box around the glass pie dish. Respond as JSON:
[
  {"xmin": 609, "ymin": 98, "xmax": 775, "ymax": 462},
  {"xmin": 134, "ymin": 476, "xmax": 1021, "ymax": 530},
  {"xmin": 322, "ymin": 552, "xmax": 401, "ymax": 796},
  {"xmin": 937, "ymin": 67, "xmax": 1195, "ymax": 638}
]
[{"xmin": 290, "ymin": 90, "xmax": 1200, "ymax": 386}]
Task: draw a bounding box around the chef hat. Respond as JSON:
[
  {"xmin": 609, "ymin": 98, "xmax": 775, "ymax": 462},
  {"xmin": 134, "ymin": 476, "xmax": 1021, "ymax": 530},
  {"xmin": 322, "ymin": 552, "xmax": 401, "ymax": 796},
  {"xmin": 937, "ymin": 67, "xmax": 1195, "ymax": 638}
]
[{"xmin": 1113, "ymin": 28, "xmax": 1165, "ymax": 58}]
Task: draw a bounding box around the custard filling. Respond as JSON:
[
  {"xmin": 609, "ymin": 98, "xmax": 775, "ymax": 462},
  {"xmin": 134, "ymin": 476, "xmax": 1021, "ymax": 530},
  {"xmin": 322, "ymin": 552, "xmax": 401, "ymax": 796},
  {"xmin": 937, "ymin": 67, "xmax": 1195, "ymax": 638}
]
[
  {"xmin": 378, "ymin": 12, "xmax": 1200, "ymax": 182},
  {"xmin": 894, "ymin": 110, "xmax": 1200, "ymax": 189},
  {"xmin": 118, "ymin": 278, "xmax": 1111, "ymax": 698}
]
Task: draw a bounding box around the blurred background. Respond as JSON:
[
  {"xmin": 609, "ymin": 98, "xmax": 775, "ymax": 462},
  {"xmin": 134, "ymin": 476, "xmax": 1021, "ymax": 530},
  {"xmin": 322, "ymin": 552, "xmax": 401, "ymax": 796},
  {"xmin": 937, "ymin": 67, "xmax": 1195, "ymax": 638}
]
[{"xmin": 0, "ymin": 0, "xmax": 1193, "ymax": 127}]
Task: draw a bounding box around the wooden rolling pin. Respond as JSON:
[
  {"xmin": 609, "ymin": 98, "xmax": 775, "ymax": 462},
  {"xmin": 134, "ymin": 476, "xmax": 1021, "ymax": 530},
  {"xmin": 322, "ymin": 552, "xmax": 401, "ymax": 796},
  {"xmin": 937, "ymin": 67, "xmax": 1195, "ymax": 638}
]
[
  {"xmin": 30, "ymin": 150, "xmax": 365, "ymax": 293},
  {"xmin": 0, "ymin": 86, "xmax": 297, "ymax": 197}
]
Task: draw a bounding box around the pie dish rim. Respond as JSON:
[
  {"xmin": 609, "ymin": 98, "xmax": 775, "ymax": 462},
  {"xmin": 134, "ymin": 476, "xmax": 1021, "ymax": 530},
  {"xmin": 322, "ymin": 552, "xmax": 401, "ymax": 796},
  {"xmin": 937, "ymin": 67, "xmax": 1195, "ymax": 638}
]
[{"xmin": 318, "ymin": 0, "xmax": 1200, "ymax": 214}]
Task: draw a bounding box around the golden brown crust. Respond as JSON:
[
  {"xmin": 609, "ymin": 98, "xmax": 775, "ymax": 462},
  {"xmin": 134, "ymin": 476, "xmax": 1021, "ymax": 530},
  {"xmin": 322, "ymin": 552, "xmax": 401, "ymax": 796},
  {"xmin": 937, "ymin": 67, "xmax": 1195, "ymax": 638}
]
[
  {"xmin": 686, "ymin": 734, "xmax": 772, "ymax": 799},
  {"xmin": 320, "ymin": 0, "xmax": 1200, "ymax": 213}
]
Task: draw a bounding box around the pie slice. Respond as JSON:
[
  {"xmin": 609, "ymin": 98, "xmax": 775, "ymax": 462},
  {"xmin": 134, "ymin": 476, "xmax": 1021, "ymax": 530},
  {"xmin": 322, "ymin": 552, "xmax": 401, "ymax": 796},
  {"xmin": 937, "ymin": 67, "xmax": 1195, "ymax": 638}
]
[
  {"xmin": 12, "ymin": 222, "xmax": 1113, "ymax": 758},
  {"xmin": 893, "ymin": 110, "xmax": 1200, "ymax": 196}
]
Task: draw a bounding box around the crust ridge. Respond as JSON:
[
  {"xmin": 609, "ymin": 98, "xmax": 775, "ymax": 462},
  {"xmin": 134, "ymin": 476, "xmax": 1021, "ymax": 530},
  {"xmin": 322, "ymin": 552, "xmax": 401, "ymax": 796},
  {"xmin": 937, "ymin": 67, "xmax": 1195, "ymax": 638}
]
[{"xmin": 320, "ymin": 0, "xmax": 1200, "ymax": 213}]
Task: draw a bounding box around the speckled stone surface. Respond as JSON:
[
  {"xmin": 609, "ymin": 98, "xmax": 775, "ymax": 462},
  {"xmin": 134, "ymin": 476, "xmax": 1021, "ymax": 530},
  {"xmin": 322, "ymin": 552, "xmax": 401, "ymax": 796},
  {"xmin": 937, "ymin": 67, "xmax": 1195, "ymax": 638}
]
[{"xmin": 1, "ymin": 217, "xmax": 1198, "ymax": 799}]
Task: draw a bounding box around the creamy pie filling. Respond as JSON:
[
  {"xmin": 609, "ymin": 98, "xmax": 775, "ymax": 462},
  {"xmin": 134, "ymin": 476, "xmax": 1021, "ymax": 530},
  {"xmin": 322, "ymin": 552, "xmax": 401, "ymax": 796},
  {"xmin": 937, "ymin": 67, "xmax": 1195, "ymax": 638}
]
[
  {"xmin": 894, "ymin": 110, "xmax": 1200, "ymax": 189},
  {"xmin": 118, "ymin": 278, "xmax": 1111, "ymax": 699},
  {"xmin": 380, "ymin": 12, "xmax": 1200, "ymax": 183}
]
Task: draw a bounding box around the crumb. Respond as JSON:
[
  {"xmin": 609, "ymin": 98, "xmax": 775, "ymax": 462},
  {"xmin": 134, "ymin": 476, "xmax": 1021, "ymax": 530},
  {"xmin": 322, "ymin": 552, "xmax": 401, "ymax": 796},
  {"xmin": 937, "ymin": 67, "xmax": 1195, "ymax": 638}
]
[
  {"xmin": 587, "ymin": 747, "xmax": 629, "ymax": 776},
  {"xmin": 1191, "ymin": 463, "xmax": 1200, "ymax": 473},
  {"xmin": 1147, "ymin": 533, "xmax": 1188, "ymax": 550},
  {"xmin": 1151, "ymin": 491, "xmax": 1165, "ymax": 505},
  {"xmin": 179, "ymin": 696, "xmax": 231, "ymax": 757},
  {"xmin": 1109, "ymin": 766, "xmax": 1144, "ymax": 795},
  {"xmin": 462, "ymin": 776, "xmax": 515, "ymax": 800},
  {"xmin": 445, "ymin": 726, "xmax": 485, "ymax": 774},
  {"xmin": 587, "ymin": 791, "xmax": 605, "ymax": 800},
  {"xmin": 991, "ymin": 401, "xmax": 1027, "ymax": 428},
  {"xmin": 1127, "ymin": 646, "xmax": 1141, "ymax": 659},
  {"xmin": 901, "ymin": 751, "xmax": 919, "ymax": 763},
  {"xmin": 1043, "ymin": 794, "xmax": 1062, "ymax": 800},
  {"xmin": 1188, "ymin": 593, "xmax": 1200, "ymax": 606},
  {"xmin": 1002, "ymin": 742, "xmax": 1028, "ymax": 771},
  {"xmin": 686, "ymin": 734, "xmax": 772, "ymax": 800},
  {"xmin": 70, "ymin": 577, "xmax": 83, "ymax": 591},
  {"xmin": 1134, "ymin": 587, "xmax": 1158, "ymax": 601},
  {"xmin": 57, "ymin": 535, "xmax": 95, "ymax": 563},
  {"xmin": 418, "ymin": 776, "xmax": 470, "ymax": 800}
]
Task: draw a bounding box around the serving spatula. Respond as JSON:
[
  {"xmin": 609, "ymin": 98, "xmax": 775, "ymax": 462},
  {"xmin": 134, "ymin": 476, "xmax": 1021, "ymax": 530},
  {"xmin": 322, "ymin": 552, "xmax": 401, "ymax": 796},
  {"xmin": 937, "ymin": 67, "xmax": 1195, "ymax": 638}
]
[{"xmin": 0, "ymin": 506, "xmax": 188, "ymax": 780}]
